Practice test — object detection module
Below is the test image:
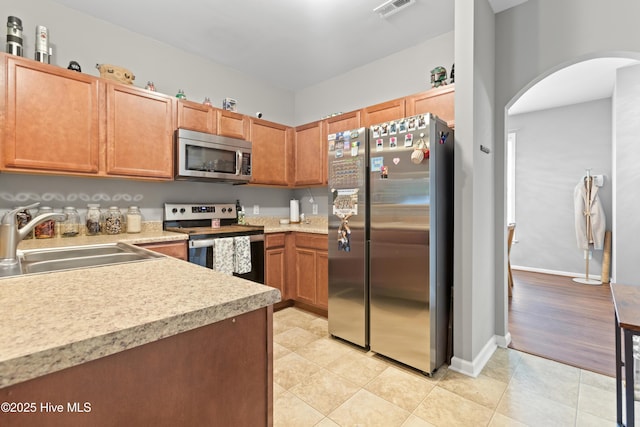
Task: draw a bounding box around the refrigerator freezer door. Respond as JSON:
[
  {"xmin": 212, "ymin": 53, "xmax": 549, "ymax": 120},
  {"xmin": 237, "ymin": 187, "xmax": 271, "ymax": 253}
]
[{"xmin": 328, "ymin": 128, "xmax": 369, "ymax": 348}]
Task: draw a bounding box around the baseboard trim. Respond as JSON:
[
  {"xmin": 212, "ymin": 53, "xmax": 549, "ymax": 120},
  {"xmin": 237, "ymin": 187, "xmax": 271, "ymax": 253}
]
[
  {"xmin": 495, "ymin": 332, "xmax": 511, "ymax": 348},
  {"xmin": 512, "ymin": 265, "xmax": 601, "ymax": 280},
  {"xmin": 449, "ymin": 336, "xmax": 498, "ymax": 378}
]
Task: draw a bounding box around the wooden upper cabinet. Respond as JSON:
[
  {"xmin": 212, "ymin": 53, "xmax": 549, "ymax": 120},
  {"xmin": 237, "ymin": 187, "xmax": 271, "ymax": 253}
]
[
  {"xmin": 294, "ymin": 120, "xmax": 324, "ymax": 186},
  {"xmin": 325, "ymin": 110, "xmax": 361, "ymax": 136},
  {"xmin": 406, "ymin": 85, "xmax": 455, "ymax": 127},
  {"xmin": 361, "ymin": 98, "xmax": 406, "ymax": 128},
  {"xmin": 2, "ymin": 54, "xmax": 100, "ymax": 174},
  {"xmin": 105, "ymin": 83, "xmax": 175, "ymax": 180},
  {"xmin": 177, "ymin": 100, "xmax": 217, "ymax": 134},
  {"xmin": 218, "ymin": 109, "xmax": 249, "ymax": 139},
  {"xmin": 249, "ymin": 118, "xmax": 291, "ymax": 186}
]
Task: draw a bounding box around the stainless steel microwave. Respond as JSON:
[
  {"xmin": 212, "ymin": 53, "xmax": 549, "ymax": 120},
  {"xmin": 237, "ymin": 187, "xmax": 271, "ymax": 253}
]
[{"xmin": 175, "ymin": 129, "xmax": 252, "ymax": 183}]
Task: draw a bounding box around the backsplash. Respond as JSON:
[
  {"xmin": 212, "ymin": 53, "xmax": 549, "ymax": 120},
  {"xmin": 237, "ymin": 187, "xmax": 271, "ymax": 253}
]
[{"xmin": 0, "ymin": 174, "xmax": 329, "ymax": 220}]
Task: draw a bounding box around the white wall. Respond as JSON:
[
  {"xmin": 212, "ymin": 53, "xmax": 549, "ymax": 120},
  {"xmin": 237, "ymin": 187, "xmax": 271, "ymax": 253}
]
[
  {"xmin": 3, "ymin": 0, "xmax": 295, "ymax": 125},
  {"xmin": 495, "ymin": 0, "xmax": 640, "ymax": 342},
  {"xmin": 451, "ymin": 0, "xmax": 496, "ymax": 377},
  {"xmin": 613, "ymin": 64, "xmax": 640, "ymax": 284},
  {"xmin": 294, "ymin": 32, "xmax": 454, "ymax": 126},
  {"xmin": 509, "ymin": 99, "xmax": 613, "ymax": 276}
]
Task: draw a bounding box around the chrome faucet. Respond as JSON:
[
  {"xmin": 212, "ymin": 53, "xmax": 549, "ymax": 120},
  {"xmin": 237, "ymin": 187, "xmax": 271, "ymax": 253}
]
[{"xmin": 0, "ymin": 202, "xmax": 67, "ymax": 268}]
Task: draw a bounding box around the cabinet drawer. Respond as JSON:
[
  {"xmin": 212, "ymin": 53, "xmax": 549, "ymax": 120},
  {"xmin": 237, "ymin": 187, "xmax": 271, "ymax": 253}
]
[
  {"xmin": 265, "ymin": 233, "xmax": 286, "ymax": 249},
  {"xmin": 295, "ymin": 233, "xmax": 328, "ymax": 250}
]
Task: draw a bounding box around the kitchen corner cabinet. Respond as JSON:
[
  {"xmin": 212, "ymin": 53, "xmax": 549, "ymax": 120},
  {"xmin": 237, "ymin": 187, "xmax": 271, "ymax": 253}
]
[
  {"xmin": 218, "ymin": 109, "xmax": 249, "ymax": 139},
  {"xmin": 294, "ymin": 120, "xmax": 325, "ymax": 186},
  {"xmin": 250, "ymin": 118, "xmax": 291, "ymax": 186},
  {"xmin": 1, "ymin": 54, "xmax": 100, "ymax": 174},
  {"xmin": 136, "ymin": 241, "xmax": 188, "ymax": 261},
  {"xmin": 293, "ymin": 233, "xmax": 328, "ymax": 310},
  {"xmin": 177, "ymin": 100, "xmax": 217, "ymax": 134},
  {"xmin": 105, "ymin": 83, "xmax": 175, "ymax": 179},
  {"xmin": 406, "ymin": 85, "xmax": 455, "ymax": 127},
  {"xmin": 265, "ymin": 233, "xmax": 287, "ymax": 297},
  {"xmin": 361, "ymin": 98, "xmax": 406, "ymax": 128},
  {"xmin": 0, "ymin": 307, "xmax": 273, "ymax": 427}
]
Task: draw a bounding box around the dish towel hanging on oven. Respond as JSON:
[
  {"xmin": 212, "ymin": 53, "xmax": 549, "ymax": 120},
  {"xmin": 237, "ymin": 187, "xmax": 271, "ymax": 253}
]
[
  {"xmin": 234, "ymin": 236, "xmax": 252, "ymax": 274},
  {"xmin": 211, "ymin": 237, "xmax": 235, "ymax": 275}
]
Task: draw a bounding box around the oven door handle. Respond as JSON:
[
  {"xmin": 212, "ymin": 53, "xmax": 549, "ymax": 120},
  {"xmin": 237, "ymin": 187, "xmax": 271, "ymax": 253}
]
[
  {"xmin": 189, "ymin": 234, "xmax": 264, "ymax": 249},
  {"xmin": 189, "ymin": 239, "xmax": 217, "ymax": 249}
]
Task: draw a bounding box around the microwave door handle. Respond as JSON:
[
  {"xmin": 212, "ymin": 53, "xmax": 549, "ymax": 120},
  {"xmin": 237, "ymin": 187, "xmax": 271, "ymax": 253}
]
[{"xmin": 236, "ymin": 150, "xmax": 242, "ymax": 175}]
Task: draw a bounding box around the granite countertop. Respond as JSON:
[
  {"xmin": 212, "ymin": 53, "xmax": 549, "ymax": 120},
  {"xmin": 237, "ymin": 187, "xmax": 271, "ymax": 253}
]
[
  {"xmin": 1, "ymin": 230, "xmax": 281, "ymax": 389},
  {"xmin": 246, "ymin": 217, "xmax": 328, "ymax": 235}
]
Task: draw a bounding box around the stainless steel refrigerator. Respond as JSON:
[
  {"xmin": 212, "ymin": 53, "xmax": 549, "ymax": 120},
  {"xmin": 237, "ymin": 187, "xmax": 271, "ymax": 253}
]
[{"xmin": 328, "ymin": 114, "xmax": 454, "ymax": 374}]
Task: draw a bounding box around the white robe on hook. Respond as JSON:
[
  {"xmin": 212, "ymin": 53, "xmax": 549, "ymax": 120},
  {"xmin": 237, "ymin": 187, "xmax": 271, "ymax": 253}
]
[{"xmin": 573, "ymin": 177, "xmax": 606, "ymax": 250}]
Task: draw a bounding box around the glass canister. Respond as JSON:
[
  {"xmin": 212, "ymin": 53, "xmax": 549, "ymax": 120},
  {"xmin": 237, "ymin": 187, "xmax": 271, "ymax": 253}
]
[
  {"xmin": 60, "ymin": 207, "xmax": 80, "ymax": 237},
  {"xmin": 34, "ymin": 206, "xmax": 55, "ymax": 239},
  {"xmin": 104, "ymin": 206, "xmax": 123, "ymax": 235},
  {"xmin": 126, "ymin": 206, "xmax": 142, "ymax": 233},
  {"xmin": 85, "ymin": 204, "xmax": 102, "ymax": 235},
  {"xmin": 15, "ymin": 207, "xmax": 33, "ymax": 239}
]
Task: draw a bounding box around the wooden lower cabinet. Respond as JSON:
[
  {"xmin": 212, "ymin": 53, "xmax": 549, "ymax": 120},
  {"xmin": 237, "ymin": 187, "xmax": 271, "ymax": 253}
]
[
  {"xmin": 293, "ymin": 233, "xmax": 328, "ymax": 311},
  {"xmin": 265, "ymin": 233, "xmax": 287, "ymax": 297},
  {"xmin": 265, "ymin": 232, "xmax": 328, "ymax": 313},
  {"xmin": 136, "ymin": 240, "xmax": 187, "ymax": 261},
  {"xmin": 0, "ymin": 307, "xmax": 273, "ymax": 427}
]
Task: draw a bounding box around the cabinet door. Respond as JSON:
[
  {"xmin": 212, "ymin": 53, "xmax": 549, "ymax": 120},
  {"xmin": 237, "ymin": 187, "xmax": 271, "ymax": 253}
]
[
  {"xmin": 137, "ymin": 241, "xmax": 188, "ymax": 261},
  {"xmin": 325, "ymin": 110, "xmax": 361, "ymax": 136},
  {"xmin": 294, "ymin": 121, "xmax": 324, "ymax": 186},
  {"xmin": 177, "ymin": 100, "xmax": 216, "ymax": 134},
  {"xmin": 316, "ymin": 250, "xmax": 328, "ymax": 309},
  {"xmin": 250, "ymin": 118, "xmax": 291, "ymax": 186},
  {"xmin": 406, "ymin": 85, "xmax": 455, "ymax": 127},
  {"xmin": 265, "ymin": 247, "xmax": 286, "ymax": 294},
  {"xmin": 2, "ymin": 55, "xmax": 100, "ymax": 174},
  {"xmin": 295, "ymin": 247, "xmax": 317, "ymax": 305},
  {"xmin": 105, "ymin": 84, "xmax": 175, "ymax": 179},
  {"xmin": 362, "ymin": 98, "xmax": 406, "ymax": 127},
  {"xmin": 218, "ymin": 109, "xmax": 249, "ymax": 139}
]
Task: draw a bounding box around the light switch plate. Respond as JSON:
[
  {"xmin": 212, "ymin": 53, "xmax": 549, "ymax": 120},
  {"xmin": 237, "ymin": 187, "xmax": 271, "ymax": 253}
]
[
  {"xmin": 312, "ymin": 204, "xmax": 318, "ymax": 215},
  {"xmin": 253, "ymin": 205, "xmax": 259, "ymax": 214}
]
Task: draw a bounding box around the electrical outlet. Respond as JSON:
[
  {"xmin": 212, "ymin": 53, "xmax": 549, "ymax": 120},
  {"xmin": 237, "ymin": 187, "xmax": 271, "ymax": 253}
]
[
  {"xmin": 312, "ymin": 204, "xmax": 318, "ymax": 215},
  {"xmin": 253, "ymin": 204, "xmax": 259, "ymax": 215}
]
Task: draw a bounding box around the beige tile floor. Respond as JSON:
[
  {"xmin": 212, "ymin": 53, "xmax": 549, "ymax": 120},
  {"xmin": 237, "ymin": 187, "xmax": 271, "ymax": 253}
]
[{"xmin": 273, "ymin": 307, "xmax": 639, "ymax": 427}]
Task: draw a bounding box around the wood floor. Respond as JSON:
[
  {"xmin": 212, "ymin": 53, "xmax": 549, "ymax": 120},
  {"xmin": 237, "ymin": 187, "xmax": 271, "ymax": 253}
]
[{"xmin": 508, "ymin": 269, "xmax": 616, "ymax": 377}]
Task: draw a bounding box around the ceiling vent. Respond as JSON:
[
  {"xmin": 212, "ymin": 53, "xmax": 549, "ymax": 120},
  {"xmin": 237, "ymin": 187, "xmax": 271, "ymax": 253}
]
[{"xmin": 373, "ymin": 0, "xmax": 416, "ymax": 18}]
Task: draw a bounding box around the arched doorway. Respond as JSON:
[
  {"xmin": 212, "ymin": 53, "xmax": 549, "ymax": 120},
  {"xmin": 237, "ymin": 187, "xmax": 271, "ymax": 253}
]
[{"xmin": 501, "ymin": 52, "xmax": 640, "ymax": 375}]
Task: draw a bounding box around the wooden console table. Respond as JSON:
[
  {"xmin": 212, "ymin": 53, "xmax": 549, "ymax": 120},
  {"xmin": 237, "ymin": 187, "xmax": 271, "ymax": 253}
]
[{"xmin": 611, "ymin": 283, "xmax": 640, "ymax": 427}]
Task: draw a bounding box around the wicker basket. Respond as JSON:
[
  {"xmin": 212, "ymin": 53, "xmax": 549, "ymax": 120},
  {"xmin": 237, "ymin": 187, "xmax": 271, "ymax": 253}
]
[{"xmin": 95, "ymin": 63, "xmax": 135, "ymax": 85}]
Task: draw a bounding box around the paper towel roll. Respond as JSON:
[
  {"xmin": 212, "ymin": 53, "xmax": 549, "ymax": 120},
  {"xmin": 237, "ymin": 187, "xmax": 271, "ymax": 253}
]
[{"xmin": 290, "ymin": 199, "xmax": 300, "ymax": 223}]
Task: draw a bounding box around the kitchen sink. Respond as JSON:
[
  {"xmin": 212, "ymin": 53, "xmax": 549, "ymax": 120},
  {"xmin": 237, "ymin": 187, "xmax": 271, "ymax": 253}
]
[{"xmin": 14, "ymin": 242, "xmax": 164, "ymax": 276}]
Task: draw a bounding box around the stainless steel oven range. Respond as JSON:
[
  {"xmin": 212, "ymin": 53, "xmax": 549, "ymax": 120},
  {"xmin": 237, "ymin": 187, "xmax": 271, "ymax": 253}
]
[{"xmin": 163, "ymin": 203, "xmax": 264, "ymax": 284}]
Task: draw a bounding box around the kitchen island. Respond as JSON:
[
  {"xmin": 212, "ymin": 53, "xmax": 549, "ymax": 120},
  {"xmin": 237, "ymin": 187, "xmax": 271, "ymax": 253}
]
[{"xmin": 0, "ymin": 238, "xmax": 281, "ymax": 426}]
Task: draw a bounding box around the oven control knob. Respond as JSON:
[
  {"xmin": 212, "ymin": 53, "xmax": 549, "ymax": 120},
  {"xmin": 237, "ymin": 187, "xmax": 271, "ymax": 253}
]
[
  {"xmin": 222, "ymin": 208, "xmax": 227, "ymax": 213},
  {"xmin": 180, "ymin": 208, "xmax": 186, "ymax": 214},
  {"xmin": 172, "ymin": 208, "xmax": 178, "ymax": 214},
  {"xmin": 229, "ymin": 207, "xmax": 234, "ymax": 213}
]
